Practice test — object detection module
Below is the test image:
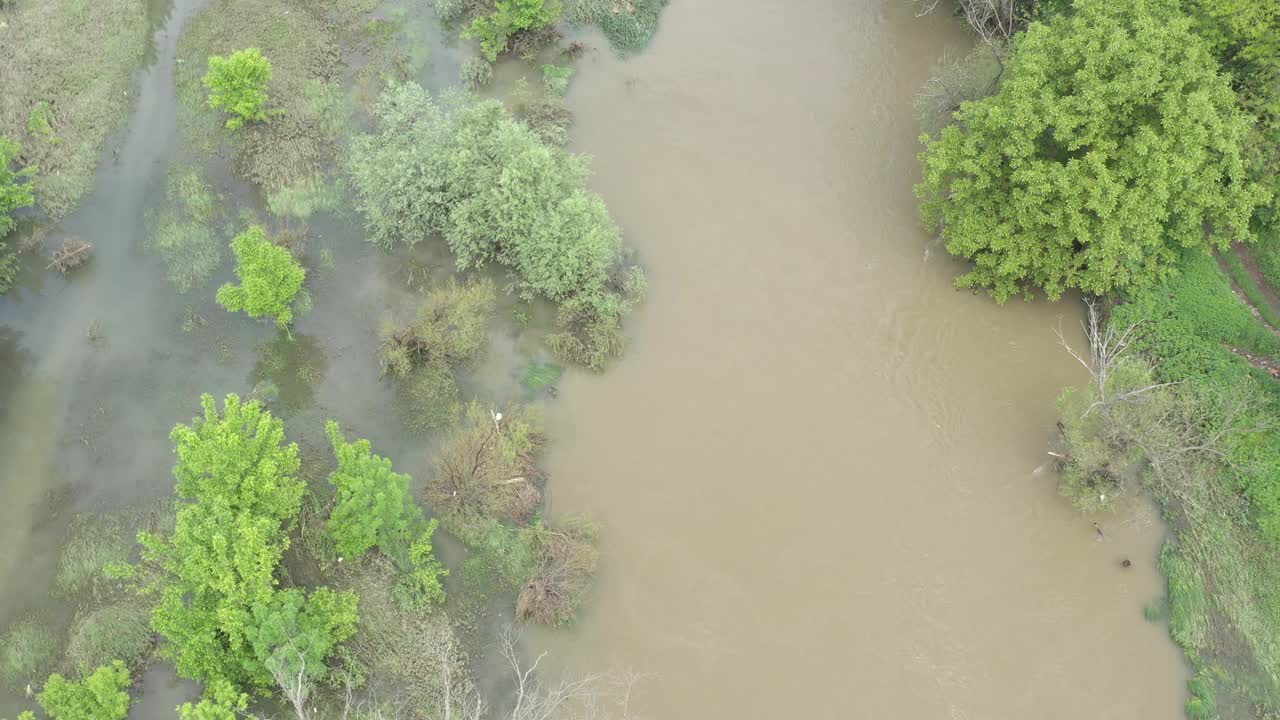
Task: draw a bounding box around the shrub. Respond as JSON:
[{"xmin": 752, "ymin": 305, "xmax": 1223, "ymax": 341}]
[
  {"xmin": 204, "ymin": 48, "xmax": 272, "ymax": 130},
  {"xmin": 515, "ymin": 519, "xmax": 598, "ymax": 626},
  {"xmin": 216, "ymin": 225, "xmax": 306, "ymax": 328},
  {"xmin": 916, "ymin": 0, "xmax": 1269, "ymax": 301},
  {"xmin": 350, "ymin": 84, "xmax": 643, "ymax": 368},
  {"xmin": 0, "ymin": 135, "xmax": 35, "ymax": 239},
  {"xmin": 379, "ymin": 278, "xmax": 496, "ymax": 376},
  {"xmin": 464, "ymin": 0, "xmax": 562, "ymax": 62},
  {"xmin": 541, "ymin": 64, "xmax": 573, "ymax": 96},
  {"xmin": 563, "ymin": 0, "xmax": 669, "ymax": 53},
  {"xmin": 461, "ymin": 57, "xmax": 494, "ymax": 91},
  {"xmin": 394, "ymin": 519, "xmax": 449, "ymax": 612},
  {"xmin": 427, "ymin": 402, "xmax": 544, "ymax": 528},
  {"xmin": 325, "ymin": 420, "xmax": 421, "ymax": 562},
  {"xmin": 65, "ymin": 604, "xmax": 153, "ymax": 676},
  {"xmin": 397, "ymin": 362, "xmax": 461, "ymax": 433},
  {"xmin": 36, "ymin": 661, "xmax": 132, "ymax": 720},
  {"xmin": 0, "ymin": 617, "xmax": 55, "ymax": 688}
]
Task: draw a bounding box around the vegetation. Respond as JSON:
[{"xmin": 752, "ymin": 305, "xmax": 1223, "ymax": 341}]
[
  {"xmin": 350, "ymin": 84, "xmax": 645, "ymax": 368},
  {"xmin": 203, "ymin": 48, "xmax": 273, "ymax": 130},
  {"xmin": 516, "ymin": 519, "xmax": 599, "ymax": 626},
  {"xmin": 917, "ymin": 0, "xmax": 1268, "ymax": 302},
  {"xmin": 0, "ymin": 0, "xmax": 156, "ymax": 223},
  {"xmin": 65, "ymin": 604, "xmax": 153, "ymax": 676},
  {"xmin": 396, "ymin": 362, "xmax": 462, "ymax": 433},
  {"xmin": 461, "ymin": 57, "xmax": 494, "ymax": 91},
  {"xmin": 563, "ymin": 0, "xmax": 670, "ymax": 53},
  {"xmin": 216, "ymin": 225, "xmax": 307, "ymax": 328},
  {"xmin": 325, "ymin": 420, "xmax": 421, "ymax": 562},
  {"xmin": 146, "ymin": 167, "xmax": 223, "ymax": 293},
  {"xmin": 464, "ymin": 0, "xmax": 562, "ymax": 62},
  {"xmin": 379, "ymin": 278, "xmax": 496, "ymax": 377},
  {"xmin": 0, "ymin": 136, "xmax": 35, "ymax": 238},
  {"xmin": 394, "ymin": 520, "xmax": 449, "ymax": 612},
  {"xmin": 35, "ymin": 661, "xmax": 132, "ymax": 720},
  {"xmin": 0, "ymin": 617, "xmax": 56, "ymax": 688}
]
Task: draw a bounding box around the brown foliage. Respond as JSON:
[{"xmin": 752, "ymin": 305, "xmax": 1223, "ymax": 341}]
[
  {"xmin": 47, "ymin": 236, "xmax": 92, "ymax": 273},
  {"xmin": 425, "ymin": 404, "xmax": 544, "ymax": 525},
  {"xmin": 516, "ymin": 520, "xmax": 599, "ymax": 626}
]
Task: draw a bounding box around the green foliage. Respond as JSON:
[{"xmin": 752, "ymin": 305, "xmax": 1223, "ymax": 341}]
[
  {"xmin": 542, "ymin": 64, "xmax": 574, "ymax": 96},
  {"xmin": 147, "ymin": 166, "xmax": 223, "ymax": 294},
  {"xmin": 394, "ymin": 520, "xmax": 449, "ymax": 612},
  {"xmin": 1160, "ymin": 543, "xmax": 1209, "ymax": 659},
  {"xmin": 1221, "ymin": 247, "xmax": 1280, "ymax": 329},
  {"xmin": 0, "ymin": 241, "xmax": 20, "ymax": 296},
  {"xmin": 1186, "ymin": 671, "xmax": 1218, "ymax": 720},
  {"xmin": 461, "ymin": 57, "xmax": 493, "ymax": 91},
  {"xmin": 244, "ymin": 587, "xmax": 358, "ymax": 684},
  {"xmin": 176, "ymin": 679, "xmax": 247, "ymax": 720},
  {"xmin": 139, "ymin": 393, "xmax": 305, "ymax": 689},
  {"xmin": 204, "ymin": 48, "xmax": 272, "ymax": 130},
  {"xmin": 521, "ymin": 361, "xmax": 564, "ymax": 392},
  {"xmin": 0, "ymin": 618, "xmax": 55, "ymax": 688},
  {"xmin": 65, "ymin": 604, "xmax": 153, "ymax": 676},
  {"xmin": 380, "ymin": 278, "xmax": 496, "ymax": 377},
  {"xmin": 325, "ymin": 420, "xmax": 421, "ymax": 561},
  {"xmin": 55, "ymin": 515, "xmax": 132, "ymax": 597},
  {"xmin": 397, "ymin": 362, "xmax": 461, "ymax": 433},
  {"xmin": 0, "ymin": 135, "xmax": 36, "ymax": 239},
  {"xmin": 350, "ymin": 84, "xmax": 643, "ymax": 368},
  {"xmin": 216, "ymin": 225, "xmax": 306, "ymax": 328},
  {"xmin": 916, "ymin": 0, "xmax": 1268, "ymax": 302},
  {"xmin": 464, "ymin": 0, "xmax": 562, "ymax": 62},
  {"xmin": 266, "ymin": 174, "xmax": 339, "ymax": 223},
  {"xmin": 563, "ymin": 0, "xmax": 669, "ymax": 53},
  {"xmin": 36, "ymin": 661, "xmax": 131, "ymax": 720}
]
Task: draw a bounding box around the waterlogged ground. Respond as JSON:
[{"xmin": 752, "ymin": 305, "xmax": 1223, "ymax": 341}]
[{"xmin": 0, "ymin": 0, "xmax": 1190, "ymax": 718}]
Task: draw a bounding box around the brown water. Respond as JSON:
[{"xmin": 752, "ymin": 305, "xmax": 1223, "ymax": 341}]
[{"xmin": 532, "ymin": 1, "xmax": 1190, "ymax": 717}]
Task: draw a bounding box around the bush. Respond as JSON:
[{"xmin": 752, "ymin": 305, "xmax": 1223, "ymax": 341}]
[
  {"xmin": 379, "ymin": 278, "xmax": 496, "ymax": 376},
  {"xmin": 204, "ymin": 48, "xmax": 272, "ymax": 130},
  {"xmin": 0, "ymin": 135, "xmax": 35, "ymax": 238},
  {"xmin": 396, "ymin": 362, "xmax": 461, "ymax": 433},
  {"xmin": 36, "ymin": 661, "xmax": 132, "ymax": 720},
  {"xmin": 0, "ymin": 617, "xmax": 56, "ymax": 688},
  {"xmin": 216, "ymin": 225, "xmax": 306, "ymax": 328},
  {"xmin": 461, "ymin": 57, "xmax": 493, "ymax": 91},
  {"xmin": 325, "ymin": 420, "xmax": 421, "ymax": 562},
  {"xmin": 394, "ymin": 519, "xmax": 449, "ymax": 612},
  {"xmin": 563, "ymin": 0, "xmax": 669, "ymax": 53},
  {"xmin": 916, "ymin": 0, "xmax": 1269, "ymax": 301},
  {"xmin": 350, "ymin": 84, "xmax": 644, "ymax": 367},
  {"xmin": 65, "ymin": 604, "xmax": 153, "ymax": 676},
  {"xmin": 515, "ymin": 519, "xmax": 598, "ymax": 626},
  {"xmin": 464, "ymin": 0, "xmax": 562, "ymax": 62},
  {"xmin": 427, "ymin": 402, "xmax": 544, "ymax": 528}
]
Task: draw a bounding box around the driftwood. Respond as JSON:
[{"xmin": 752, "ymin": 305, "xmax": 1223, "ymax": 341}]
[{"xmin": 47, "ymin": 237, "xmax": 93, "ymax": 273}]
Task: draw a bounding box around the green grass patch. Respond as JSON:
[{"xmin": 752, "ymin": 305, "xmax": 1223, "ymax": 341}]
[
  {"xmin": 1253, "ymin": 226, "xmax": 1280, "ymax": 295},
  {"xmin": 521, "ymin": 360, "xmax": 564, "ymax": 392},
  {"xmin": 64, "ymin": 603, "xmax": 153, "ymax": 676},
  {"xmin": 1159, "ymin": 543, "xmax": 1208, "ymax": 658},
  {"xmin": 564, "ymin": 0, "xmax": 671, "ymax": 53},
  {"xmin": 0, "ymin": 0, "xmax": 157, "ymax": 222},
  {"xmin": 0, "ymin": 616, "xmax": 57, "ymax": 689},
  {"xmin": 1220, "ymin": 247, "xmax": 1280, "ymax": 329}
]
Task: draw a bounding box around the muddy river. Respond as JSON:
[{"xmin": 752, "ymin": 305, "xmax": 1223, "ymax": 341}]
[{"xmin": 0, "ymin": 0, "xmax": 1187, "ymax": 718}]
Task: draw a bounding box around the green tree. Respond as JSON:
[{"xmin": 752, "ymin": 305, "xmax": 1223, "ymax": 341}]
[
  {"xmin": 35, "ymin": 661, "xmax": 131, "ymax": 720},
  {"xmin": 395, "ymin": 519, "xmax": 449, "ymax": 611},
  {"xmin": 176, "ymin": 679, "xmax": 246, "ymax": 720},
  {"xmin": 465, "ymin": 0, "xmax": 563, "ymax": 61},
  {"xmin": 325, "ymin": 420, "xmax": 421, "ymax": 561},
  {"xmin": 139, "ymin": 394, "xmax": 305, "ymax": 689},
  {"xmin": 203, "ymin": 48, "xmax": 272, "ymax": 130},
  {"xmin": 216, "ymin": 225, "xmax": 306, "ymax": 328},
  {"xmin": 0, "ymin": 135, "xmax": 36, "ymax": 238},
  {"xmin": 917, "ymin": 0, "xmax": 1269, "ymax": 302}
]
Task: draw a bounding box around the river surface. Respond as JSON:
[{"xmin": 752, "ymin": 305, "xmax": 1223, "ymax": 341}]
[
  {"xmin": 533, "ymin": 1, "xmax": 1190, "ymax": 718},
  {"xmin": 0, "ymin": 0, "xmax": 1188, "ymax": 718}
]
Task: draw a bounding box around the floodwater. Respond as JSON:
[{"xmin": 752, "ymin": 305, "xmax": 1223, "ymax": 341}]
[
  {"xmin": 532, "ymin": 1, "xmax": 1190, "ymax": 718},
  {"xmin": 0, "ymin": 0, "xmax": 1188, "ymax": 718}
]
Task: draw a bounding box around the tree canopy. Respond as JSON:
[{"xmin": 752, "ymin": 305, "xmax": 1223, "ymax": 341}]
[
  {"xmin": 324, "ymin": 420, "xmax": 421, "ymax": 561},
  {"xmin": 0, "ymin": 135, "xmax": 35, "ymax": 238},
  {"xmin": 34, "ymin": 661, "xmax": 132, "ymax": 720},
  {"xmin": 216, "ymin": 225, "xmax": 306, "ymax": 328},
  {"xmin": 203, "ymin": 48, "xmax": 272, "ymax": 130},
  {"xmin": 917, "ymin": 0, "xmax": 1269, "ymax": 301}
]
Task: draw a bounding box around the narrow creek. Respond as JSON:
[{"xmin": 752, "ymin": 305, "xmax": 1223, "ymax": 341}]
[{"xmin": 0, "ymin": 0, "xmax": 1190, "ymax": 718}]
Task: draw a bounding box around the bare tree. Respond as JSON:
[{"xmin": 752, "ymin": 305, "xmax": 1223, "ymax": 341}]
[
  {"xmin": 492, "ymin": 627, "xmax": 643, "ymax": 720},
  {"xmin": 913, "ymin": 0, "xmax": 1024, "ymax": 61},
  {"xmin": 1055, "ymin": 299, "xmax": 1178, "ymax": 418},
  {"xmin": 269, "ymin": 640, "xmax": 316, "ymax": 720}
]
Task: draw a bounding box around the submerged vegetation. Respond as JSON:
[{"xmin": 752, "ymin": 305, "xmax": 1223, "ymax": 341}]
[{"xmin": 918, "ymin": 0, "xmax": 1280, "ymax": 716}]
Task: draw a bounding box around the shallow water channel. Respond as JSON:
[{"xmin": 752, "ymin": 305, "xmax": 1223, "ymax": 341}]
[{"xmin": 0, "ymin": 0, "xmax": 1188, "ymax": 717}]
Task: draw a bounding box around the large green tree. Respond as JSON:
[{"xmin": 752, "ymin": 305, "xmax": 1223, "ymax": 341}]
[
  {"xmin": 203, "ymin": 48, "xmax": 272, "ymax": 130},
  {"xmin": 324, "ymin": 420, "xmax": 421, "ymax": 561},
  {"xmin": 917, "ymin": 0, "xmax": 1269, "ymax": 301}
]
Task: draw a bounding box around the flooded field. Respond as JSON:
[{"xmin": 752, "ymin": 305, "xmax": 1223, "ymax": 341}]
[{"xmin": 0, "ymin": 0, "xmax": 1188, "ymax": 718}]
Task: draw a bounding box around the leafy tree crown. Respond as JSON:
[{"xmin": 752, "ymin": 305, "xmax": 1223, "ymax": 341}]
[{"xmin": 203, "ymin": 48, "xmax": 271, "ymax": 130}]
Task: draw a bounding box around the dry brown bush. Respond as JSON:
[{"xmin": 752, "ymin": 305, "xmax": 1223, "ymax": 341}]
[
  {"xmin": 516, "ymin": 520, "xmax": 599, "ymax": 627},
  {"xmin": 425, "ymin": 403, "xmax": 545, "ymax": 528}
]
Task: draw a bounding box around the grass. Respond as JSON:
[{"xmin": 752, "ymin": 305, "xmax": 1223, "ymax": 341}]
[
  {"xmin": 1158, "ymin": 543, "xmax": 1208, "ymax": 659},
  {"xmin": 1220, "ymin": 247, "xmax": 1280, "ymax": 330},
  {"xmin": 64, "ymin": 603, "xmax": 153, "ymax": 676},
  {"xmin": 145, "ymin": 165, "xmax": 224, "ymax": 293},
  {"xmin": 1252, "ymin": 227, "xmax": 1280, "ymax": 295},
  {"xmin": 0, "ymin": 0, "xmax": 158, "ymax": 223},
  {"xmin": 0, "ymin": 616, "xmax": 57, "ymax": 689},
  {"xmin": 55, "ymin": 515, "xmax": 134, "ymax": 598},
  {"xmin": 521, "ymin": 360, "xmax": 564, "ymax": 392},
  {"xmin": 563, "ymin": 0, "xmax": 671, "ymax": 53}
]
